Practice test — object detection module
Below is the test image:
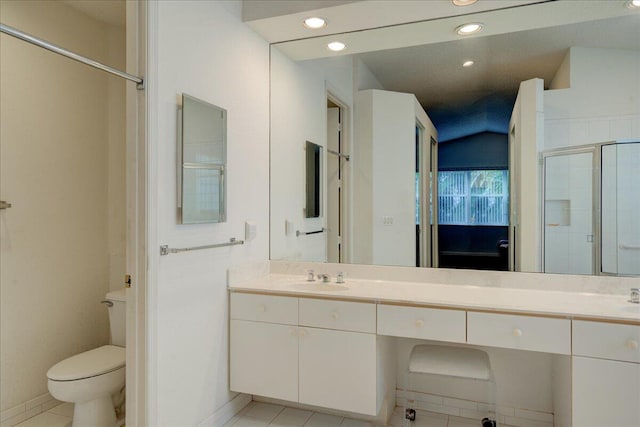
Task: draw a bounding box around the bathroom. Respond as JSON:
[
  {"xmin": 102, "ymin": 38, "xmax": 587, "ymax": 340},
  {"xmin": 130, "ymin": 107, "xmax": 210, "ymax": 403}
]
[{"xmin": 1, "ymin": 1, "xmax": 639, "ymax": 427}]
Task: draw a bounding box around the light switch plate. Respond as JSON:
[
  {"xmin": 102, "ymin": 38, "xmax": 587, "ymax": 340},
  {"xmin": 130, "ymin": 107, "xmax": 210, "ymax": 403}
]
[{"xmin": 245, "ymin": 221, "xmax": 256, "ymax": 241}]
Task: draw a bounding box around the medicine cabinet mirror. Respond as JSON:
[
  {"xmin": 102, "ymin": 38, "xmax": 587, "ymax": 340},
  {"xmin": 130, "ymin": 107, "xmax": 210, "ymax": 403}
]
[
  {"xmin": 178, "ymin": 94, "xmax": 227, "ymax": 224},
  {"xmin": 305, "ymin": 141, "xmax": 322, "ymax": 218}
]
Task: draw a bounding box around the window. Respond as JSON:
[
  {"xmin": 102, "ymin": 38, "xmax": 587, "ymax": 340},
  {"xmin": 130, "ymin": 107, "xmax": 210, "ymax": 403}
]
[{"xmin": 438, "ymin": 170, "xmax": 509, "ymax": 225}]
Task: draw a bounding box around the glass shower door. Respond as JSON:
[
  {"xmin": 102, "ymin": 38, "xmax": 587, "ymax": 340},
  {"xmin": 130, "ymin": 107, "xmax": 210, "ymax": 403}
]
[
  {"xmin": 543, "ymin": 150, "xmax": 595, "ymax": 274},
  {"xmin": 601, "ymin": 141, "xmax": 640, "ymax": 276}
]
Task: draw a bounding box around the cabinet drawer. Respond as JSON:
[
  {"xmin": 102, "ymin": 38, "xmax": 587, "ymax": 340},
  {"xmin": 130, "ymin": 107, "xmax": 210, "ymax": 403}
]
[
  {"xmin": 573, "ymin": 321, "xmax": 640, "ymax": 363},
  {"xmin": 230, "ymin": 293, "xmax": 298, "ymax": 325},
  {"xmin": 467, "ymin": 312, "xmax": 571, "ymax": 354},
  {"xmin": 377, "ymin": 304, "xmax": 466, "ymax": 343},
  {"xmin": 299, "ymin": 298, "xmax": 376, "ymax": 333}
]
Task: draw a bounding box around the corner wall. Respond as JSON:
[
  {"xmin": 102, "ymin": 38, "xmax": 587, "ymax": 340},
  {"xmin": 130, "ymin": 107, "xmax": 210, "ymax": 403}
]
[{"xmin": 147, "ymin": 1, "xmax": 270, "ymax": 425}]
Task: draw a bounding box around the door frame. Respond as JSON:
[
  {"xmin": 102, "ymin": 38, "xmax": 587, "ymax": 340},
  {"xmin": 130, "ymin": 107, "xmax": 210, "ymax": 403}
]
[
  {"xmin": 326, "ymin": 88, "xmax": 350, "ymax": 263},
  {"xmin": 125, "ymin": 1, "xmax": 148, "ymax": 425}
]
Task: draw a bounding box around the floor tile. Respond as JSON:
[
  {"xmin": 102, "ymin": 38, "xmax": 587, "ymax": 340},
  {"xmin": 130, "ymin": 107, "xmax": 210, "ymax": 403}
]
[
  {"xmin": 270, "ymin": 408, "xmax": 313, "ymax": 427},
  {"xmin": 244, "ymin": 403, "xmax": 285, "ymax": 422},
  {"xmin": 233, "ymin": 416, "xmax": 271, "ymax": 427},
  {"xmin": 340, "ymin": 419, "xmax": 371, "ymax": 427},
  {"xmin": 46, "ymin": 404, "xmax": 74, "ymax": 418},
  {"xmin": 13, "ymin": 412, "xmax": 71, "ymax": 427},
  {"xmin": 303, "ymin": 412, "xmax": 344, "ymax": 427}
]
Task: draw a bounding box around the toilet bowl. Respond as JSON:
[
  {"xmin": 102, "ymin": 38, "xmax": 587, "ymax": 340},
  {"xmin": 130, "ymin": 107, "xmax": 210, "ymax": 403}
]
[{"xmin": 47, "ymin": 289, "xmax": 127, "ymax": 427}]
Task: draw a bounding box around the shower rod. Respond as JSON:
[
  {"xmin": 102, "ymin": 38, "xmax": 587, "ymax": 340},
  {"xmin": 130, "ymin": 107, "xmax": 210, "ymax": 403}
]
[{"xmin": 0, "ymin": 23, "xmax": 145, "ymax": 90}]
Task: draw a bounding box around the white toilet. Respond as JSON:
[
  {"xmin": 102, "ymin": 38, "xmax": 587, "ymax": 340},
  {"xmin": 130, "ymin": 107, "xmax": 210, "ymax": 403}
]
[{"xmin": 47, "ymin": 289, "xmax": 126, "ymax": 427}]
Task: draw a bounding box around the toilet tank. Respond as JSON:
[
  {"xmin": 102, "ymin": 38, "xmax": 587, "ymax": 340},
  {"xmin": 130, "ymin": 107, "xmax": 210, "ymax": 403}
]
[{"xmin": 105, "ymin": 288, "xmax": 127, "ymax": 347}]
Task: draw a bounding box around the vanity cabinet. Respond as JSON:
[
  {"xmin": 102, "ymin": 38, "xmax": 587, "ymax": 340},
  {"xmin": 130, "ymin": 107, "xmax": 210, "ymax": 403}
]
[
  {"xmin": 571, "ymin": 320, "xmax": 640, "ymax": 427},
  {"xmin": 230, "ymin": 294, "xmax": 299, "ymax": 401},
  {"xmin": 230, "ymin": 293, "xmax": 388, "ymax": 416}
]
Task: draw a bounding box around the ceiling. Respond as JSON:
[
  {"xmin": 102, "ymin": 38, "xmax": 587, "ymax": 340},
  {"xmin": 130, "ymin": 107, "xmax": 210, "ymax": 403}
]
[
  {"xmin": 358, "ymin": 14, "xmax": 640, "ymax": 110},
  {"xmin": 261, "ymin": 0, "xmax": 639, "ymax": 112}
]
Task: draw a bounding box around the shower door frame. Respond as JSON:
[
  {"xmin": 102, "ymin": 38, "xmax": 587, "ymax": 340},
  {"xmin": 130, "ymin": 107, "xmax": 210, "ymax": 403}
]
[{"xmin": 541, "ymin": 144, "xmax": 600, "ymax": 276}]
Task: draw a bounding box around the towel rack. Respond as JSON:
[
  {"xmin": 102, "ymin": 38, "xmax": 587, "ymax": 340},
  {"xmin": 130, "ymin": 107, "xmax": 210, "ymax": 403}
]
[
  {"xmin": 160, "ymin": 238, "xmax": 244, "ymax": 256},
  {"xmin": 296, "ymin": 228, "xmax": 325, "ymax": 237}
]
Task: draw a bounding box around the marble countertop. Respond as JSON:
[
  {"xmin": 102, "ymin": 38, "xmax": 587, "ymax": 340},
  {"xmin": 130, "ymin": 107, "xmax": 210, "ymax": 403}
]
[{"xmin": 229, "ymin": 273, "xmax": 640, "ymax": 324}]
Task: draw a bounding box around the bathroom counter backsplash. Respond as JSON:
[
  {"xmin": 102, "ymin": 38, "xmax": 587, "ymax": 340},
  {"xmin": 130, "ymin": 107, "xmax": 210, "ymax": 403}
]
[{"xmin": 228, "ymin": 261, "xmax": 640, "ymax": 324}]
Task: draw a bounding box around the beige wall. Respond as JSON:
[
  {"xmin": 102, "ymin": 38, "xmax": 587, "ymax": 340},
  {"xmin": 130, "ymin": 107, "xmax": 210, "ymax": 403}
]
[{"xmin": 0, "ymin": 0, "xmax": 125, "ymax": 414}]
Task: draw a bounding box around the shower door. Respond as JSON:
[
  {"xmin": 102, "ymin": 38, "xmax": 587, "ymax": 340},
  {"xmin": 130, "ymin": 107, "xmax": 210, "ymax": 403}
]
[
  {"xmin": 601, "ymin": 141, "xmax": 640, "ymax": 276},
  {"xmin": 543, "ymin": 149, "xmax": 595, "ymax": 275}
]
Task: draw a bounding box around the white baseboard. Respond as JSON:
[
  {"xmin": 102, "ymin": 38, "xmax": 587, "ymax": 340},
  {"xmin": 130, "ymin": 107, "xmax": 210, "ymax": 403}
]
[
  {"xmin": 0, "ymin": 393, "xmax": 60, "ymax": 427},
  {"xmin": 197, "ymin": 393, "xmax": 252, "ymax": 427}
]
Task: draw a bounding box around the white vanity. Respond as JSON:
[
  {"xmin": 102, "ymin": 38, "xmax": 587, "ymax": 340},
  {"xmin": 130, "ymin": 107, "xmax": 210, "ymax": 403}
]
[{"xmin": 228, "ymin": 263, "xmax": 640, "ymax": 427}]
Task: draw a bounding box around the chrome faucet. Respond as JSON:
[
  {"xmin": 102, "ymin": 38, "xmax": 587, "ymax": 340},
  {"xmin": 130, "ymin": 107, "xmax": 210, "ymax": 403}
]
[{"xmin": 317, "ymin": 273, "xmax": 330, "ymax": 283}]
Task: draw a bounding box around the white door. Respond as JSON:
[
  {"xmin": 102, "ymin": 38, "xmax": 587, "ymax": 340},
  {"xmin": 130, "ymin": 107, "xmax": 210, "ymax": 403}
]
[
  {"xmin": 230, "ymin": 320, "xmax": 298, "ymax": 402},
  {"xmin": 298, "ymin": 327, "xmax": 377, "ymax": 415}
]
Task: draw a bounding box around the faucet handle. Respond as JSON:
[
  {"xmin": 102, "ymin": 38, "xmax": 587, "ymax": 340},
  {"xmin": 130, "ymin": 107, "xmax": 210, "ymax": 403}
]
[
  {"xmin": 336, "ymin": 272, "xmax": 345, "ymax": 284},
  {"xmin": 318, "ymin": 273, "xmax": 330, "ymax": 283},
  {"xmin": 307, "ymin": 270, "xmax": 315, "ymax": 282},
  {"xmin": 629, "ymin": 288, "xmax": 640, "ymax": 304}
]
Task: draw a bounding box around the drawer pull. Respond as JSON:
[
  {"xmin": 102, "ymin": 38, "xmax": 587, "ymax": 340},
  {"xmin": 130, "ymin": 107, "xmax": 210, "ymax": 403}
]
[
  {"xmin": 626, "ymin": 340, "xmax": 639, "ymax": 350},
  {"xmin": 331, "ymin": 311, "xmax": 340, "ymax": 320},
  {"xmin": 299, "ymin": 329, "xmax": 307, "ymax": 337},
  {"xmin": 513, "ymin": 328, "xmax": 523, "ymax": 337},
  {"xmin": 415, "ymin": 319, "xmax": 424, "ymax": 327}
]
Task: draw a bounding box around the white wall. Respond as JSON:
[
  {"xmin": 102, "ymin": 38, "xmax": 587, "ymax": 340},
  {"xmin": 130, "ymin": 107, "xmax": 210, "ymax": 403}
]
[
  {"xmin": 544, "ymin": 47, "xmax": 640, "ymax": 149},
  {"xmin": 509, "ymin": 78, "xmax": 544, "ymax": 273},
  {"xmin": 148, "ymin": 1, "xmax": 269, "ymax": 425},
  {"xmin": 0, "ymin": 0, "xmax": 124, "ymax": 418},
  {"xmin": 270, "ymin": 51, "xmax": 355, "ymax": 262},
  {"xmin": 353, "ymin": 89, "xmax": 437, "ymax": 266}
]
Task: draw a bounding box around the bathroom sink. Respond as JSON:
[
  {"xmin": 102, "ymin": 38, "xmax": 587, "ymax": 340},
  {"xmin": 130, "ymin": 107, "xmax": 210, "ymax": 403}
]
[{"xmin": 288, "ymin": 283, "xmax": 349, "ymax": 292}]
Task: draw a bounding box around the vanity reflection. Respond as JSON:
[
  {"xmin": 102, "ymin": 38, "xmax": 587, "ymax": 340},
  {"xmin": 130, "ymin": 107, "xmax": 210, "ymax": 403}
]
[{"xmin": 269, "ymin": 1, "xmax": 640, "ymax": 276}]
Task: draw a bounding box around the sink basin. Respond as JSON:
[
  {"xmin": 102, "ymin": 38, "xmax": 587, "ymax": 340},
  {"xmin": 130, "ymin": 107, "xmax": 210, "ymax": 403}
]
[{"xmin": 289, "ymin": 283, "xmax": 349, "ymax": 292}]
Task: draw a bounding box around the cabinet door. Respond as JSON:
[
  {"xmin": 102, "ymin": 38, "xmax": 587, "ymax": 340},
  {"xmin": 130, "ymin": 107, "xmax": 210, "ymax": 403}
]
[
  {"xmin": 230, "ymin": 320, "xmax": 298, "ymax": 402},
  {"xmin": 573, "ymin": 356, "xmax": 640, "ymax": 427},
  {"xmin": 299, "ymin": 328, "xmax": 377, "ymax": 416}
]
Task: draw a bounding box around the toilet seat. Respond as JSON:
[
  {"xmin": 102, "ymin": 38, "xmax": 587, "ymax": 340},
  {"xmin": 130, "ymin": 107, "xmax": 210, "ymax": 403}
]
[{"xmin": 47, "ymin": 345, "xmax": 125, "ymax": 381}]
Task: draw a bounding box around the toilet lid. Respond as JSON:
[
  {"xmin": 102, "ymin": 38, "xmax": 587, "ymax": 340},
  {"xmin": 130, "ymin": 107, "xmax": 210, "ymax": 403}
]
[{"xmin": 47, "ymin": 345, "xmax": 125, "ymax": 381}]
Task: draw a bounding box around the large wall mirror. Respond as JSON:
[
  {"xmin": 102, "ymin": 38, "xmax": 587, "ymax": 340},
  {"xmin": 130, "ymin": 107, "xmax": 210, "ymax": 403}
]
[{"xmin": 268, "ymin": 0, "xmax": 640, "ymax": 276}]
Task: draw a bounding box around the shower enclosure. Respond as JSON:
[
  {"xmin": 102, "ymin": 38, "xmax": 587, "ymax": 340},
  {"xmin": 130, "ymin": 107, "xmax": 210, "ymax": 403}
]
[{"xmin": 542, "ymin": 140, "xmax": 640, "ymax": 276}]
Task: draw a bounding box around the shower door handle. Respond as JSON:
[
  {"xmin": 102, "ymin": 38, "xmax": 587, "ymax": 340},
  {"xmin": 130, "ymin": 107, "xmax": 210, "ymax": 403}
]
[{"xmin": 0, "ymin": 201, "xmax": 11, "ymax": 210}]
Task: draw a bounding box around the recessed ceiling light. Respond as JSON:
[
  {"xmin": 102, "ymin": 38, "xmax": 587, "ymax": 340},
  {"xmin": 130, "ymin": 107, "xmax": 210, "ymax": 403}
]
[
  {"xmin": 626, "ymin": 0, "xmax": 640, "ymax": 8},
  {"xmin": 303, "ymin": 17, "xmax": 327, "ymax": 29},
  {"xmin": 462, "ymin": 60, "xmax": 475, "ymax": 67},
  {"xmin": 452, "ymin": 0, "xmax": 478, "ymax": 5},
  {"xmin": 327, "ymin": 41, "xmax": 346, "ymax": 52},
  {"xmin": 456, "ymin": 22, "xmax": 483, "ymax": 35}
]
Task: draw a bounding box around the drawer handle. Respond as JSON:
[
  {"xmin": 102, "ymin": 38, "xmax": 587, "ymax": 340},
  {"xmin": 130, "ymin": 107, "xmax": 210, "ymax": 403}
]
[
  {"xmin": 331, "ymin": 311, "xmax": 340, "ymax": 320},
  {"xmin": 415, "ymin": 319, "xmax": 424, "ymax": 327},
  {"xmin": 513, "ymin": 328, "xmax": 523, "ymax": 337},
  {"xmin": 299, "ymin": 329, "xmax": 307, "ymax": 337},
  {"xmin": 257, "ymin": 304, "xmax": 267, "ymax": 313},
  {"xmin": 626, "ymin": 340, "xmax": 639, "ymax": 350}
]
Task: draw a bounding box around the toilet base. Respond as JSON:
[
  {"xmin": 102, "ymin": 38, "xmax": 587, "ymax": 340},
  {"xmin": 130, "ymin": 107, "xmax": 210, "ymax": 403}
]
[{"xmin": 72, "ymin": 395, "xmax": 116, "ymax": 427}]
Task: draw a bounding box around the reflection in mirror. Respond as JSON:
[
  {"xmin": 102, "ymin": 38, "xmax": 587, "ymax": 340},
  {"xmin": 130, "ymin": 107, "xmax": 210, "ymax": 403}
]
[
  {"xmin": 269, "ymin": 1, "xmax": 640, "ymax": 276},
  {"xmin": 305, "ymin": 141, "xmax": 322, "ymax": 218},
  {"xmin": 179, "ymin": 94, "xmax": 227, "ymax": 224}
]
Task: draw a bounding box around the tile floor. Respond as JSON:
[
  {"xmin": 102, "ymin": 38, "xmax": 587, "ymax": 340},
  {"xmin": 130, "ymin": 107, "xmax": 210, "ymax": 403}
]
[
  {"xmin": 11, "ymin": 403, "xmax": 73, "ymax": 427},
  {"xmin": 13, "ymin": 400, "xmax": 514, "ymax": 427},
  {"xmin": 223, "ymin": 401, "xmax": 516, "ymax": 427}
]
